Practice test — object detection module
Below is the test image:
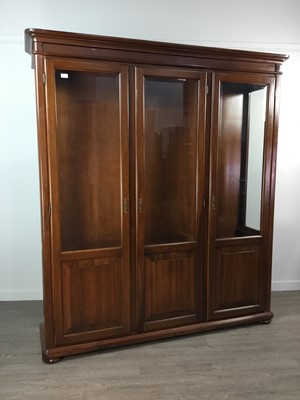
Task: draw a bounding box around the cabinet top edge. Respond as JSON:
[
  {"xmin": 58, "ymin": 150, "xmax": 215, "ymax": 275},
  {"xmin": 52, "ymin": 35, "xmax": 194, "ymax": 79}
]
[{"xmin": 24, "ymin": 28, "xmax": 289, "ymax": 64}]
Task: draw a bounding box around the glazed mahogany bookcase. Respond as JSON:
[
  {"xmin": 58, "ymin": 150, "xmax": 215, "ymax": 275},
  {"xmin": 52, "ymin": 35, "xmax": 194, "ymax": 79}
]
[{"xmin": 25, "ymin": 28, "xmax": 288, "ymax": 363}]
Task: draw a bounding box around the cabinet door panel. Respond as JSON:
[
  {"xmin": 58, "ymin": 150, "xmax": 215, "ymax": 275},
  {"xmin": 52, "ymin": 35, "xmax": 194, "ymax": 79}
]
[
  {"xmin": 136, "ymin": 67, "xmax": 207, "ymax": 330},
  {"xmin": 208, "ymin": 73, "xmax": 275, "ymax": 320},
  {"xmin": 62, "ymin": 257, "xmax": 124, "ymax": 341},
  {"xmin": 45, "ymin": 60, "xmax": 130, "ymax": 344},
  {"xmin": 212, "ymin": 244, "xmax": 261, "ymax": 318},
  {"xmin": 144, "ymin": 249, "xmax": 197, "ymax": 331}
]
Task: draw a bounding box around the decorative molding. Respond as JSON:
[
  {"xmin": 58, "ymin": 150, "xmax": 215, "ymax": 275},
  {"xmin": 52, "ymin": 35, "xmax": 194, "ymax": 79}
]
[
  {"xmin": 1, "ymin": 34, "xmax": 300, "ymax": 52},
  {"xmin": 272, "ymin": 281, "xmax": 300, "ymax": 291},
  {"xmin": 0, "ymin": 290, "xmax": 43, "ymax": 301},
  {"xmin": 170, "ymin": 40, "xmax": 300, "ymax": 53},
  {"xmin": 0, "ymin": 283, "xmax": 299, "ymax": 301}
]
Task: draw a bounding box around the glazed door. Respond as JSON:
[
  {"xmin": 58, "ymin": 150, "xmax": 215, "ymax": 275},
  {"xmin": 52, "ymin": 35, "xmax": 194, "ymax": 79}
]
[
  {"xmin": 135, "ymin": 67, "xmax": 207, "ymax": 331},
  {"xmin": 208, "ymin": 73, "xmax": 275, "ymax": 320},
  {"xmin": 45, "ymin": 59, "xmax": 130, "ymax": 345}
]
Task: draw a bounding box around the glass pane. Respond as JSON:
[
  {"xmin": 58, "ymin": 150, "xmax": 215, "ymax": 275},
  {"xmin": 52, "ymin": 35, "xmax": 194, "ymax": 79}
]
[
  {"xmin": 246, "ymin": 89, "xmax": 267, "ymax": 230},
  {"xmin": 216, "ymin": 83, "xmax": 267, "ymax": 239},
  {"xmin": 55, "ymin": 70, "xmax": 121, "ymax": 251},
  {"xmin": 144, "ymin": 77, "xmax": 198, "ymax": 245}
]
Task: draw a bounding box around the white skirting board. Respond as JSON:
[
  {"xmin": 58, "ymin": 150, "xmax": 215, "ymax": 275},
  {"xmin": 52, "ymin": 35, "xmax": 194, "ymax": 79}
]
[
  {"xmin": 271, "ymin": 281, "xmax": 300, "ymax": 291},
  {"xmin": 0, "ymin": 290, "xmax": 43, "ymax": 301}
]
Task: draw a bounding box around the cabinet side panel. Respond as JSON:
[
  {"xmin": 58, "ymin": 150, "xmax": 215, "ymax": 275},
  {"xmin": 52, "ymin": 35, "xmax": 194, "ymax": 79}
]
[{"xmin": 33, "ymin": 55, "xmax": 54, "ymax": 349}]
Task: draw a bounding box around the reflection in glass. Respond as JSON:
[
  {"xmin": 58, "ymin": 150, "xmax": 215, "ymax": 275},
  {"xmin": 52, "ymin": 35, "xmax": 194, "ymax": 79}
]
[
  {"xmin": 216, "ymin": 83, "xmax": 267, "ymax": 239},
  {"xmin": 144, "ymin": 77, "xmax": 198, "ymax": 245},
  {"xmin": 55, "ymin": 70, "xmax": 122, "ymax": 251},
  {"xmin": 246, "ymin": 88, "xmax": 267, "ymax": 230}
]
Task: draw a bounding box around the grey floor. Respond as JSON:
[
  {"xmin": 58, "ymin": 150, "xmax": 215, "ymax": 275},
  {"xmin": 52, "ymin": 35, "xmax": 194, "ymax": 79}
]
[{"xmin": 0, "ymin": 292, "xmax": 299, "ymax": 400}]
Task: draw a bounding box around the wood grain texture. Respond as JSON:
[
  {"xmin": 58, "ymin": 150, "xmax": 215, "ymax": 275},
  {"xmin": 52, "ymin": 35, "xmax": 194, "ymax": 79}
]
[
  {"xmin": 144, "ymin": 250, "xmax": 197, "ymax": 331},
  {"xmin": 210, "ymin": 244, "xmax": 263, "ymax": 320},
  {"xmin": 61, "ymin": 257, "xmax": 124, "ymax": 336},
  {"xmin": 1, "ymin": 292, "xmax": 299, "ymax": 399}
]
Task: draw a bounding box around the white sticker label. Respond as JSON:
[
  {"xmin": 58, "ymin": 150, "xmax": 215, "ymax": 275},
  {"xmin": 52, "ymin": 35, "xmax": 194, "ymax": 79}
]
[{"xmin": 60, "ymin": 73, "xmax": 69, "ymax": 79}]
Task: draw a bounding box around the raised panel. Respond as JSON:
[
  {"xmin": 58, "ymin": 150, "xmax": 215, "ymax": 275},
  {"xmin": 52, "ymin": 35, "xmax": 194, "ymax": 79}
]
[
  {"xmin": 210, "ymin": 245, "xmax": 263, "ymax": 319},
  {"xmin": 60, "ymin": 256, "xmax": 129, "ymax": 343},
  {"xmin": 144, "ymin": 250, "xmax": 197, "ymax": 331}
]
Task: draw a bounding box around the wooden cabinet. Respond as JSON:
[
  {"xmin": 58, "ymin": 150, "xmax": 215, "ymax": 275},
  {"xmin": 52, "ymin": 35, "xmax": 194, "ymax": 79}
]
[{"xmin": 25, "ymin": 28, "xmax": 288, "ymax": 363}]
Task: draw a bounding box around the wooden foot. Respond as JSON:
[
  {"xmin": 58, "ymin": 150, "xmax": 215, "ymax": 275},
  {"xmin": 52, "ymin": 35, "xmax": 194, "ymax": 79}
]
[
  {"xmin": 42, "ymin": 352, "xmax": 63, "ymax": 364},
  {"xmin": 40, "ymin": 323, "xmax": 63, "ymax": 364},
  {"xmin": 258, "ymin": 319, "xmax": 272, "ymax": 325}
]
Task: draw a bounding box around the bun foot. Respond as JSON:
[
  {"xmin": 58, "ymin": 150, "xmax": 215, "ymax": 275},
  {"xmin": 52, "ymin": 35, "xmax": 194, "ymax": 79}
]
[
  {"xmin": 258, "ymin": 319, "xmax": 272, "ymax": 325},
  {"xmin": 42, "ymin": 353, "xmax": 63, "ymax": 364}
]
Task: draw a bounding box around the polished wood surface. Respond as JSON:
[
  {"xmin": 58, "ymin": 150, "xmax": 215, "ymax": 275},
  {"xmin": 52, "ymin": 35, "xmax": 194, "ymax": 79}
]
[
  {"xmin": 25, "ymin": 28, "xmax": 288, "ymax": 73},
  {"xmin": 60, "ymin": 256, "xmax": 127, "ymax": 342},
  {"xmin": 211, "ymin": 244, "xmax": 263, "ymax": 319},
  {"xmin": 25, "ymin": 28, "xmax": 287, "ymax": 362},
  {"xmin": 144, "ymin": 250, "xmax": 197, "ymax": 331}
]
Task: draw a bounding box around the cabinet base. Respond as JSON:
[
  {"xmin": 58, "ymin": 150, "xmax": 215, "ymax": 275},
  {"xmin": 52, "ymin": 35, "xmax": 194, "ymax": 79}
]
[
  {"xmin": 40, "ymin": 324, "xmax": 64, "ymax": 364},
  {"xmin": 40, "ymin": 312, "xmax": 273, "ymax": 363}
]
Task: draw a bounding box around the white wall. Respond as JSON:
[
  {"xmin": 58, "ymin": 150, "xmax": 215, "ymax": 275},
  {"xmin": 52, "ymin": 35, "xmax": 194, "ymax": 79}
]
[
  {"xmin": 272, "ymin": 51, "xmax": 300, "ymax": 290},
  {"xmin": 0, "ymin": 0, "xmax": 300, "ymax": 300}
]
